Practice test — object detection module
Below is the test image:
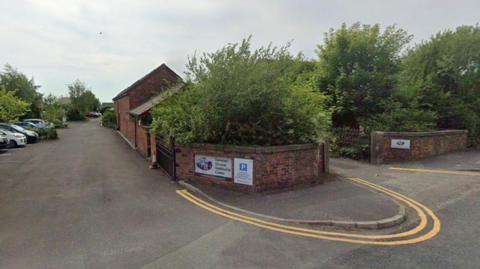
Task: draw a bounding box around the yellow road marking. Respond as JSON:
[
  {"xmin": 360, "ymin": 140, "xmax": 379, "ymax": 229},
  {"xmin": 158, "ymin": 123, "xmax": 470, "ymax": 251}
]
[
  {"xmin": 390, "ymin": 167, "xmax": 480, "ymax": 176},
  {"xmin": 179, "ymin": 183, "xmax": 426, "ymax": 240},
  {"xmin": 176, "ymin": 177, "xmax": 441, "ymax": 245}
]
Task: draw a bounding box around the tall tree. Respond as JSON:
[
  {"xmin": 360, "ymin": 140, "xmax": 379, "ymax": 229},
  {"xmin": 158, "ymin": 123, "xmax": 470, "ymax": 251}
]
[
  {"xmin": 398, "ymin": 25, "xmax": 480, "ymax": 144},
  {"xmin": 67, "ymin": 80, "xmax": 101, "ymax": 120},
  {"xmin": 0, "ymin": 89, "xmax": 29, "ymax": 122},
  {"xmin": 0, "ymin": 64, "xmax": 43, "ymax": 118},
  {"xmin": 316, "ymin": 23, "xmax": 411, "ymax": 128}
]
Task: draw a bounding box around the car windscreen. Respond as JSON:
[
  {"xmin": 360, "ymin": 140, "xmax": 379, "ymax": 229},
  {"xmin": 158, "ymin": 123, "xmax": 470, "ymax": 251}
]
[{"xmin": 11, "ymin": 125, "xmax": 26, "ymax": 132}]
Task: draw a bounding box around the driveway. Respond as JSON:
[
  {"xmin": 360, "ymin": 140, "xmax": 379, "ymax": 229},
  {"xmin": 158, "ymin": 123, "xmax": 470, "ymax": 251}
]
[{"xmin": 1, "ymin": 119, "xmax": 480, "ymax": 268}]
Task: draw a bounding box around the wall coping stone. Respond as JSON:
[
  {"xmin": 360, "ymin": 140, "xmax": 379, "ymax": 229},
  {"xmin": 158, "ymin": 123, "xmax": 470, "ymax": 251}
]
[
  {"xmin": 183, "ymin": 143, "xmax": 319, "ymax": 154},
  {"xmin": 374, "ymin": 129, "xmax": 467, "ymax": 138}
]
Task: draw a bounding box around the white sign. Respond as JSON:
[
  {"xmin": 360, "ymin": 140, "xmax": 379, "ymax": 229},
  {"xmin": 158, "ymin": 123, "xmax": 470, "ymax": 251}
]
[
  {"xmin": 234, "ymin": 158, "xmax": 253, "ymax": 185},
  {"xmin": 194, "ymin": 155, "xmax": 232, "ymax": 179},
  {"xmin": 391, "ymin": 139, "xmax": 411, "ymax": 150}
]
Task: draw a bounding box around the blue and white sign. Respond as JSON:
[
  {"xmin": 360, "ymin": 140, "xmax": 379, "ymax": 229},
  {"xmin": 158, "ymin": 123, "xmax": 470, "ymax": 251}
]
[
  {"xmin": 391, "ymin": 139, "xmax": 411, "ymax": 150},
  {"xmin": 194, "ymin": 155, "xmax": 232, "ymax": 179},
  {"xmin": 234, "ymin": 158, "xmax": 253, "ymax": 185}
]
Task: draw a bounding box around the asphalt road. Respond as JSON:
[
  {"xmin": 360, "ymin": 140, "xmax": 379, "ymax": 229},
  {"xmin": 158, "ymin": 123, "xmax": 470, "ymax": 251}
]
[{"xmin": 1, "ymin": 119, "xmax": 480, "ymax": 268}]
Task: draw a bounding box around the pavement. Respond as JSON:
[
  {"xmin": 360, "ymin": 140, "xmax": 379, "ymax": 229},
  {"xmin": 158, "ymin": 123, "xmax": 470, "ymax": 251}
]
[
  {"xmin": 1, "ymin": 118, "xmax": 480, "ymax": 268},
  {"xmin": 181, "ymin": 177, "xmax": 404, "ymax": 227}
]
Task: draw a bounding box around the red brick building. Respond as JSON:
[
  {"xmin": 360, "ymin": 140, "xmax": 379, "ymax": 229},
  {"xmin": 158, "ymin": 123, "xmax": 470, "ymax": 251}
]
[{"xmin": 113, "ymin": 64, "xmax": 182, "ymax": 158}]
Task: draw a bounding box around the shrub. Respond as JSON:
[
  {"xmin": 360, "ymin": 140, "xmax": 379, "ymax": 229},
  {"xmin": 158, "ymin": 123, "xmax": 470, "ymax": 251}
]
[
  {"xmin": 66, "ymin": 107, "xmax": 85, "ymax": 121},
  {"xmin": 35, "ymin": 127, "xmax": 58, "ymax": 140},
  {"xmin": 102, "ymin": 109, "xmax": 117, "ymax": 129},
  {"xmin": 152, "ymin": 38, "xmax": 331, "ymax": 146},
  {"xmin": 363, "ymin": 99, "xmax": 438, "ymax": 133},
  {"xmin": 398, "ymin": 25, "xmax": 480, "ymax": 145},
  {"xmin": 315, "ymin": 23, "xmax": 412, "ymax": 128},
  {"xmin": 0, "ymin": 89, "xmax": 29, "ymax": 122}
]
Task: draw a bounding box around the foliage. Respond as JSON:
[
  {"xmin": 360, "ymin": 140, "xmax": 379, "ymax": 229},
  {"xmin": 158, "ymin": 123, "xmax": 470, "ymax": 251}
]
[
  {"xmin": 329, "ymin": 127, "xmax": 370, "ymax": 160},
  {"xmin": 101, "ymin": 109, "xmax": 117, "ymax": 129},
  {"xmin": 152, "ymin": 38, "xmax": 331, "ymax": 146},
  {"xmin": 316, "ymin": 23, "xmax": 412, "ymax": 128},
  {"xmin": 67, "ymin": 80, "xmax": 100, "ymax": 120},
  {"xmin": 66, "ymin": 107, "xmax": 85, "ymax": 121},
  {"xmin": 0, "ymin": 64, "xmax": 43, "ymax": 118},
  {"xmin": 363, "ymin": 98, "xmax": 438, "ymax": 132},
  {"xmin": 35, "ymin": 127, "xmax": 58, "ymax": 140},
  {"xmin": 41, "ymin": 94, "xmax": 66, "ymax": 126},
  {"xmin": 398, "ymin": 25, "xmax": 480, "ymax": 144},
  {"xmin": 0, "ymin": 89, "xmax": 30, "ymax": 122}
]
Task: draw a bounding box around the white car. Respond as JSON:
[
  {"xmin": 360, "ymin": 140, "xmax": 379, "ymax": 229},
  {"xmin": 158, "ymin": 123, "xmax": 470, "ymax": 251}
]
[
  {"xmin": 0, "ymin": 129, "xmax": 27, "ymax": 148},
  {"xmin": 0, "ymin": 132, "xmax": 8, "ymax": 149}
]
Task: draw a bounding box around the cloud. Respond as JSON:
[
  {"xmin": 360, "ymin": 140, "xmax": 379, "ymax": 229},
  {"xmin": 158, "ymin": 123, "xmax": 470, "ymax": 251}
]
[{"xmin": 0, "ymin": 0, "xmax": 479, "ymax": 101}]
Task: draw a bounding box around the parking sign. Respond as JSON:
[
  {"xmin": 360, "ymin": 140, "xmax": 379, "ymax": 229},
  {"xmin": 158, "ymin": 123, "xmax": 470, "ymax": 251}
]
[{"xmin": 234, "ymin": 158, "xmax": 253, "ymax": 185}]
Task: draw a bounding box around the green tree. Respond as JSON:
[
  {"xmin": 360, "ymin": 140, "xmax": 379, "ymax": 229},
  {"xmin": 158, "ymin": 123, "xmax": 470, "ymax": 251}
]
[
  {"xmin": 0, "ymin": 89, "xmax": 30, "ymax": 122},
  {"xmin": 152, "ymin": 38, "xmax": 331, "ymax": 146},
  {"xmin": 41, "ymin": 94, "xmax": 65, "ymax": 126},
  {"xmin": 0, "ymin": 64, "xmax": 43, "ymax": 118},
  {"xmin": 398, "ymin": 25, "xmax": 480, "ymax": 144},
  {"xmin": 67, "ymin": 80, "xmax": 101, "ymax": 120},
  {"xmin": 316, "ymin": 23, "xmax": 412, "ymax": 128}
]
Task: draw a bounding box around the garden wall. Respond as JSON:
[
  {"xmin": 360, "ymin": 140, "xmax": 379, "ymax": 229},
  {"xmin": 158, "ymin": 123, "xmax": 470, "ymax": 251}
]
[
  {"xmin": 370, "ymin": 130, "xmax": 468, "ymax": 164},
  {"xmin": 175, "ymin": 143, "xmax": 329, "ymax": 192}
]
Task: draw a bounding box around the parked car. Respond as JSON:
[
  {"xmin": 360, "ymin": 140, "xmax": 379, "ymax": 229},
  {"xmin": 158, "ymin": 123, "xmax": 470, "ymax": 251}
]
[
  {"xmin": 86, "ymin": 112, "xmax": 102, "ymax": 118},
  {"xmin": 15, "ymin": 121, "xmax": 40, "ymax": 129},
  {"xmin": 22, "ymin": 119, "xmax": 54, "ymax": 128},
  {"xmin": 0, "ymin": 123, "xmax": 39, "ymax": 143},
  {"xmin": 0, "ymin": 132, "xmax": 8, "ymax": 150},
  {"xmin": 0, "ymin": 129, "xmax": 27, "ymax": 148}
]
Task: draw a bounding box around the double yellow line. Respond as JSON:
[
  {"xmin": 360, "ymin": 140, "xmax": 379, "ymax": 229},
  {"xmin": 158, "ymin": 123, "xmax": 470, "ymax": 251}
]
[
  {"xmin": 177, "ymin": 177, "xmax": 441, "ymax": 245},
  {"xmin": 390, "ymin": 167, "xmax": 480, "ymax": 177}
]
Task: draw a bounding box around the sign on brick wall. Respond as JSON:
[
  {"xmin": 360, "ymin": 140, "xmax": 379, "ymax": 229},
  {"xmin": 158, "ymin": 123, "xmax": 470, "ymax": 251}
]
[
  {"xmin": 391, "ymin": 139, "xmax": 411, "ymax": 149},
  {"xmin": 194, "ymin": 155, "xmax": 232, "ymax": 179},
  {"xmin": 234, "ymin": 158, "xmax": 253, "ymax": 185}
]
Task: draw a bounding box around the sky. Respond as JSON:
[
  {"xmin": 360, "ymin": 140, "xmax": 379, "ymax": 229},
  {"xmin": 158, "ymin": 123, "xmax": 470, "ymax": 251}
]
[{"xmin": 0, "ymin": 0, "xmax": 479, "ymax": 102}]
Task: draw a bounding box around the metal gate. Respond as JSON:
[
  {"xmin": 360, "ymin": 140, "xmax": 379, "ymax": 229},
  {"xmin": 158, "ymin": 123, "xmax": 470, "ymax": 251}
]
[{"xmin": 156, "ymin": 136, "xmax": 176, "ymax": 181}]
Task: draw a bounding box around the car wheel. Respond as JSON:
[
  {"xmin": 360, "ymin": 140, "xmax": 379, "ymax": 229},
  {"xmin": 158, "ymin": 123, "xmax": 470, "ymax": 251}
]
[{"xmin": 9, "ymin": 140, "xmax": 18, "ymax": 148}]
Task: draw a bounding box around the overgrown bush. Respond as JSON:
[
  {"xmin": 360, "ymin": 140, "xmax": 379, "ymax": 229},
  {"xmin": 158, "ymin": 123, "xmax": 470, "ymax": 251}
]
[
  {"xmin": 102, "ymin": 109, "xmax": 117, "ymax": 129},
  {"xmin": 35, "ymin": 127, "xmax": 58, "ymax": 140},
  {"xmin": 398, "ymin": 25, "xmax": 480, "ymax": 145},
  {"xmin": 66, "ymin": 107, "xmax": 85, "ymax": 121},
  {"xmin": 152, "ymin": 38, "xmax": 331, "ymax": 146},
  {"xmin": 363, "ymin": 98, "xmax": 438, "ymax": 133},
  {"xmin": 41, "ymin": 94, "xmax": 66, "ymax": 127},
  {"xmin": 329, "ymin": 127, "xmax": 370, "ymax": 160},
  {"xmin": 0, "ymin": 89, "xmax": 29, "ymax": 122},
  {"xmin": 315, "ymin": 23, "xmax": 412, "ymax": 128}
]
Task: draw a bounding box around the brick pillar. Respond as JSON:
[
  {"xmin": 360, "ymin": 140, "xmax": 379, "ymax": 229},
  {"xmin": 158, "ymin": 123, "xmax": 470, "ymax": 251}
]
[
  {"xmin": 149, "ymin": 134, "xmax": 158, "ymax": 169},
  {"xmin": 370, "ymin": 132, "xmax": 385, "ymax": 164}
]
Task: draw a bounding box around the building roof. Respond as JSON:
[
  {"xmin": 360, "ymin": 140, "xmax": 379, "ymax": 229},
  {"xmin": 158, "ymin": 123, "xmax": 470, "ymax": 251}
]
[
  {"xmin": 129, "ymin": 83, "xmax": 185, "ymax": 117},
  {"xmin": 112, "ymin": 63, "xmax": 181, "ymax": 101}
]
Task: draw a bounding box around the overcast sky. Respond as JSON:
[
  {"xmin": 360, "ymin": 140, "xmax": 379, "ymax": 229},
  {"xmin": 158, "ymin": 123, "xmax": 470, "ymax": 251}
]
[{"xmin": 1, "ymin": 0, "xmax": 479, "ymax": 102}]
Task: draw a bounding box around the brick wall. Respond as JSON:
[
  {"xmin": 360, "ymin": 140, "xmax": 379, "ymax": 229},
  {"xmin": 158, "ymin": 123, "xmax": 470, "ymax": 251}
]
[
  {"xmin": 136, "ymin": 125, "xmax": 150, "ymax": 157},
  {"xmin": 115, "ymin": 95, "xmax": 150, "ymax": 156},
  {"xmin": 370, "ymin": 130, "xmax": 468, "ymax": 164},
  {"xmin": 175, "ymin": 143, "xmax": 328, "ymax": 192},
  {"xmin": 115, "ymin": 96, "xmax": 136, "ymax": 145}
]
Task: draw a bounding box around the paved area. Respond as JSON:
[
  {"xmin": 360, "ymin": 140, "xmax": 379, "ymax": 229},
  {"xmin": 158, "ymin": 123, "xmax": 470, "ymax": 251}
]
[
  {"xmin": 186, "ymin": 178, "xmax": 401, "ymax": 222},
  {"xmin": 1, "ymin": 119, "xmax": 480, "ymax": 268}
]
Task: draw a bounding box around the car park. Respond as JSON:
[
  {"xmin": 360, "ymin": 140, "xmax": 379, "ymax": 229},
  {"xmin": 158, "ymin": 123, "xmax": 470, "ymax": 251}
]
[
  {"xmin": 0, "ymin": 132, "xmax": 8, "ymax": 150},
  {"xmin": 0, "ymin": 129, "xmax": 26, "ymax": 148},
  {"xmin": 0, "ymin": 123, "xmax": 39, "ymax": 143}
]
